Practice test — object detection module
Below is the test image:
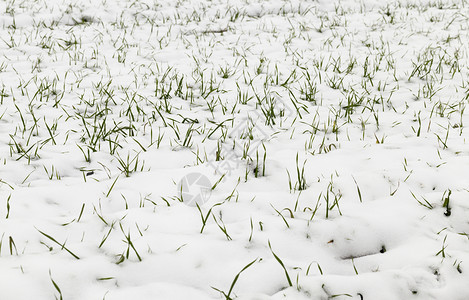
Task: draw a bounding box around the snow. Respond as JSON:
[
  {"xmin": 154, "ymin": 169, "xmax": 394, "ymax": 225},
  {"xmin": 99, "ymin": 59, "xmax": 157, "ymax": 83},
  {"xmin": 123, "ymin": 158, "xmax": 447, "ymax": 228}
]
[{"xmin": 1, "ymin": 0, "xmax": 469, "ymax": 299}]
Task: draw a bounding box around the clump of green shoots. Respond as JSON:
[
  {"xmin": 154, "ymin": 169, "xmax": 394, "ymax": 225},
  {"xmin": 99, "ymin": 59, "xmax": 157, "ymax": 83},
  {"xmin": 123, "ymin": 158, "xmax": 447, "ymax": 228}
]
[{"xmin": 287, "ymin": 153, "xmax": 307, "ymax": 192}]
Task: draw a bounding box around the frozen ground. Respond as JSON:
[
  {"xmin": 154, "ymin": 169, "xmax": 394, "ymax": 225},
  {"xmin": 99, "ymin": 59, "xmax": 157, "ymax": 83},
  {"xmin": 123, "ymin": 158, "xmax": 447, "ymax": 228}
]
[{"xmin": 0, "ymin": 0, "xmax": 469, "ymax": 299}]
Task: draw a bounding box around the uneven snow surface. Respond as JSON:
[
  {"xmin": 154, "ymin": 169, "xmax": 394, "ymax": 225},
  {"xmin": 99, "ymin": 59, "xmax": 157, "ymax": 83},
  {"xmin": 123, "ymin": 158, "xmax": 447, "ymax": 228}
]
[{"xmin": 1, "ymin": 0, "xmax": 469, "ymax": 299}]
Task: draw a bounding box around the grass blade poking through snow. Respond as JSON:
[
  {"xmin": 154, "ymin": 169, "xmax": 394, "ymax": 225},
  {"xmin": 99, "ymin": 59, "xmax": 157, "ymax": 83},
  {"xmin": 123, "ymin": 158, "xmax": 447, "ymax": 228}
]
[
  {"xmin": 268, "ymin": 240, "xmax": 293, "ymax": 287},
  {"xmin": 36, "ymin": 228, "xmax": 80, "ymax": 260},
  {"xmin": 5, "ymin": 194, "xmax": 11, "ymax": 218},
  {"xmin": 442, "ymin": 189, "xmax": 451, "ymax": 217},
  {"xmin": 49, "ymin": 270, "xmax": 63, "ymax": 300},
  {"xmin": 119, "ymin": 223, "xmax": 142, "ymax": 262},
  {"xmin": 352, "ymin": 176, "xmax": 362, "ymax": 203},
  {"xmin": 196, "ymin": 202, "xmax": 223, "ymax": 233},
  {"xmin": 212, "ymin": 258, "xmax": 258, "ymax": 300}
]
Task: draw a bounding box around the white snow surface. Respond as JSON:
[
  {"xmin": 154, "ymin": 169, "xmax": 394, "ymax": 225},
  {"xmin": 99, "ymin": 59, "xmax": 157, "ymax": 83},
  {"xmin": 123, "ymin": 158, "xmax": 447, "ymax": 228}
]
[{"xmin": 1, "ymin": 0, "xmax": 469, "ymax": 299}]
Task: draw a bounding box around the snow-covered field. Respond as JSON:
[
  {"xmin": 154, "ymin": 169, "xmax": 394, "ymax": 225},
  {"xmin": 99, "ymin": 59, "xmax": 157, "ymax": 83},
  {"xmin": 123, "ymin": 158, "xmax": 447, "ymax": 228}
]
[{"xmin": 1, "ymin": 0, "xmax": 469, "ymax": 299}]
